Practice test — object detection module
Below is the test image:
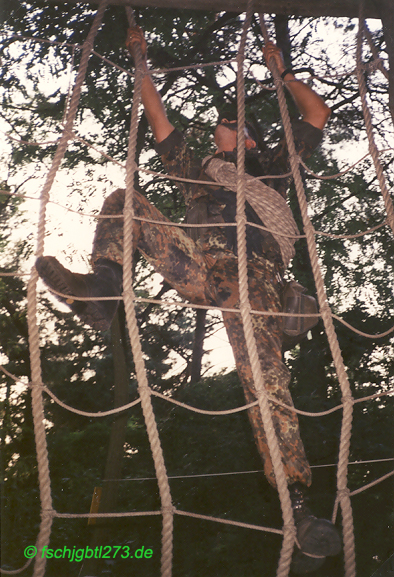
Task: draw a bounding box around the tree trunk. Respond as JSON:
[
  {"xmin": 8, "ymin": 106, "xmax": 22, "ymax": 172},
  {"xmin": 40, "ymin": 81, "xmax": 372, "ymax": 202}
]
[
  {"xmin": 79, "ymin": 310, "xmax": 130, "ymax": 576},
  {"xmin": 274, "ymin": 15, "xmax": 291, "ymax": 68},
  {"xmin": 190, "ymin": 309, "xmax": 207, "ymax": 384}
]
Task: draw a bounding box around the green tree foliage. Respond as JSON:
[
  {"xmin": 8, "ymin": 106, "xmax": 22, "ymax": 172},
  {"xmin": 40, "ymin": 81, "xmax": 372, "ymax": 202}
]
[{"xmin": 1, "ymin": 4, "xmax": 393, "ymax": 577}]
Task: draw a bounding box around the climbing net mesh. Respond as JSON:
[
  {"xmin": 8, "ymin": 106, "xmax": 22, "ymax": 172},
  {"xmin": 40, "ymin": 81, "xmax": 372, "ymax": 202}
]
[{"xmin": 1, "ymin": 1, "xmax": 394, "ymax": 576}]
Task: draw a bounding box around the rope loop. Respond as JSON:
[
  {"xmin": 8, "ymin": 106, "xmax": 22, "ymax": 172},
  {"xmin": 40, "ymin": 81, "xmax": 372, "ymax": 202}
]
[
  {"xmin": 287, "ymin": 152, "xmax": 302, "ymax": 165},
  {"xmin": 128, "ymin": 160, "xmax": 138, "ymax": 173},
  {"xmin": 137, "ymin": 383, "xmax": 151, "ymax": 394},
  {"xmin": 319, "ymin": 301, "xmax": 331, "ymax": 314},
  {"xmin": 341, "ymin": 394, "xmax": 354, "ymax": 405},
  {"xmin": 122, "ymin": 287, "xmax": 135, "ymax": 301},
  {"xmin": 282, "ymin": 522, "xmax": 297, "ymax": 539},
  {"xmin": 336, "ymin": 488, "xmax": 351, "ymax": 503},
  {"xmin": 123, "ymin": 9, "xmax": 174, "ymax": 576},
  {"xmin": 30, "ymin": 379, "xmax": 45, "ymax": 390},
  {"xmin": 239, "ymin": 301, "xmax": 252, "ymax": 315},
  {"xmin": 42, "ymin": 508, "xmax": 56, "ymax": 519}
]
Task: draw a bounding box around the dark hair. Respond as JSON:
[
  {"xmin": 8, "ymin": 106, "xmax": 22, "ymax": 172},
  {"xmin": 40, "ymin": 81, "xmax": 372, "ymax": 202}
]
[{"xmin": 216, "ymin": 110, "xmax": 258, "ymax": 143}]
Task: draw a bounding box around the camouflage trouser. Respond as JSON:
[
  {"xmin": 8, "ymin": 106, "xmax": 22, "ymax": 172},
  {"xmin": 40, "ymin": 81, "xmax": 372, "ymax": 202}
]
[{"xmin": 92, "ymin": 188, "xmax": 312, "ymax": 488}]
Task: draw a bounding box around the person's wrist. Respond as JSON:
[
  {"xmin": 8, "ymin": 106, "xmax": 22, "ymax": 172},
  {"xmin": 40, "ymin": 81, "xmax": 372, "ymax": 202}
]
[
  {"xmin": 131, "ymin": 51, "xmax": 147, "ymax": 67},
  {"xmin": 281, "ymin": 68, "xmax": 293, "ymax": 80}
]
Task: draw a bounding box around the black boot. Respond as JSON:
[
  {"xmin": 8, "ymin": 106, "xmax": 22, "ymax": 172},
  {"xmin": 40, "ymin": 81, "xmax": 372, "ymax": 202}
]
[
  {"xmin": 36, "ymin": 256, "xmax": 122, "ymax": 331},
  {"xmin": 289, "ymin": 482, "xmax": 341, "ymax": 574}
]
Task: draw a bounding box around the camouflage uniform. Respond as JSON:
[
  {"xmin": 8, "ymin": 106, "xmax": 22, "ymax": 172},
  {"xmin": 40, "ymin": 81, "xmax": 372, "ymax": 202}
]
[{"xmin": 92, "ymin": 120, "xmax": 323, "ymax": 488}]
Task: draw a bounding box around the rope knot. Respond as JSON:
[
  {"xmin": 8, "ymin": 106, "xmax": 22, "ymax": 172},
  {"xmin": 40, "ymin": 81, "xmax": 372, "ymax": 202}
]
[
  {"xmin": 62, "ymin": 128, "xmax": 74, "ymax": 140},
  {"xmin": 282, "ymin": 522, "xmax": 297, "ymax": 539},
  {"xmin": 123, "ymin": 205, "xmax": 134, "ymax": 219},
  {"xmin": 341, "ymin": 393, "xmax": 354, "ymax": 404},
  {"xmin": 337, "ymin": 488, "xmax": 351, "ymax": 500},
  {"xmin": 288, "ymin": 152, "xmax": 301, "ymax": 164},
  {"xmin": 319, "ymin": 301, "xmax": 331, "ymax": 314},
  {"xmin": 239, "ymin": 302, "xmax": 252, "ymax": 315},
  {"xmin": 137, "ymin": 383, "xmax": 151, "ymax": 394},
  {"xmin": 161, "ymin": 504, "xmax": 176, "ymax": 515},
  {"xmin": 127, "ymin": 160, "xmax": 138, "ymax": 173},
  {"xmin": 370, "ymin": 57, "xmax": 384, "ymax": 72},
  {"xmin": 255, "ymin": 388, "xmax": 269, "ymax": 403},
  {"xmin": 30, "ymin": 379, "xmax": 45, "ymax": 390},
  {"xmin": 42, "ymin": 508, "xmax": 56, "ymax": 519},
  {"xmin": 122, "ymin": 286, "xmax": 135, "ymax": 298}
]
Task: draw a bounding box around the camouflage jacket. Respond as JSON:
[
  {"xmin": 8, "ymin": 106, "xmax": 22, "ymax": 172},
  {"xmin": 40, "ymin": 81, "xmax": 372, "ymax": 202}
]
[{"xmin": 155, "ymin": 119, "xmax": 323, "ymax": 267}]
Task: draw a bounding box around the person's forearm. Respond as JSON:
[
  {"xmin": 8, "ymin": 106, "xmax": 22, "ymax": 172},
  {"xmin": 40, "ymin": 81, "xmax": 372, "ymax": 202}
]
[
  {"xmin": 263, "ymin": 42, "xmax": 330, "ymax": 131},
  {"xmin": 137, "ymin": 58, "xmax": 174, "ymax": 143},
  {"xmin": 281, "ymin": 71, "xmax": 331, "ymax": 130}
]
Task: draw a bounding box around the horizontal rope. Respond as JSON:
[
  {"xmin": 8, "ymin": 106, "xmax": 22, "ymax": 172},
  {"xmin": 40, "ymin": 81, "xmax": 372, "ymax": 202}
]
[
  {"xmin": 42, "ymin": 381, "xmax": 142, "ymax": 417},
  {"xmin": 53, "ymin": 507, "xmax": 284, "ymax": 536},
  {"xmin": 1, "ymin": 267, "xmax": 393, "ymax": 339},
  {"xmin": 151, "ymin": 388, "xmax": 394, "ymax": 418},
  {"xmin": 331, "ymin": 468, "xmax": 394, "ymax": 524},
  {"xmin": 101, "ymin": 458, "xmax": 394, "ymax": 482},
  {"xmin": 299, "ymin": 149, "xmax": 394, "ymax": 181},
  {"xmin": 349, "ymin": 469, "xmax": 394, "ymax": 496},
  {"xmin": 6, "ymin": 34, "xmax": 236, "ymax": 77},
  {"xmin": 22, "ymin": 278, "xmax": 394, "ymax": 339},
  {"xmin": 6, "ymin": 32, "xmax": 387, "ymax": 84},
  {"xmin": 0, "ymin": 558, "xmax": 33, "ymax": 575},
  {"xmin": 55, "ymin": 510, "xmax": 162, "ymax": 518},
  {"xmin": 2, "ymin": 149, "xmax": 392, "ymax": 240},
  {"xmin": 6, "ymin": 467, "xmax": 391, "ymax": 529},
  {"xmin": 4, "ymin": 462, "xmax": 391, "ymax": 574},
  {"xmin": 8, "ymin": 126, "xmax": 394, "ymax": 190},
  {"xmin": 175, "ymin": 509, "xmax": 283, "ymax": 535},
  {"xmin": 4, "ymin": 120, "xmax": 394, "ymax": 191},
  {"xmin": 2, "ymin": 366, "xmax": 392, "ymax": 420},
  {"xmin": 0, "ymin": 184, "xmax": 389, "ymax": 241},
  {"xmin": 1, "ymin": 273, "xmax": 393, "ymax": 339}
]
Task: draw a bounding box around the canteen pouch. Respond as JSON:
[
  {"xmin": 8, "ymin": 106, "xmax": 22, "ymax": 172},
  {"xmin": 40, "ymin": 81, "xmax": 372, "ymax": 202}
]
[{"xmin": 280, "ymin": 280, "xmax": 319, "ymax": 351}]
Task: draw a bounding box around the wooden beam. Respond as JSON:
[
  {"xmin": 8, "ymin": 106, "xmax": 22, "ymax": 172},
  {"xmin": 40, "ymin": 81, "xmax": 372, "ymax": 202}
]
[{"xmin": 42, "ymin": 0, "xmax": 380, "ymax": 20}]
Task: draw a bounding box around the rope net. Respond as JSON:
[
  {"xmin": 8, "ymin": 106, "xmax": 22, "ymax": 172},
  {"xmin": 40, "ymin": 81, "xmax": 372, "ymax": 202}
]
[{"xmin": 1, "ymin": 3, "xmax": 393, "ymax": 577}]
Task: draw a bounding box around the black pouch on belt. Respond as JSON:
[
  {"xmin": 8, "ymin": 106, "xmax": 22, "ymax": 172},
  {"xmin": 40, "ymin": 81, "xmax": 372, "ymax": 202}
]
[{"xmin": 280, "ymin": 280, "xmax": 319, "ymax": 351}]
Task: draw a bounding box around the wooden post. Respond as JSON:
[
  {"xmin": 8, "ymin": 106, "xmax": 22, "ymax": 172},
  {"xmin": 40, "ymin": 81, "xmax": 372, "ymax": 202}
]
[{"xmin": 80, "ymin": 310, "xmax": 130, "ymax": 576}]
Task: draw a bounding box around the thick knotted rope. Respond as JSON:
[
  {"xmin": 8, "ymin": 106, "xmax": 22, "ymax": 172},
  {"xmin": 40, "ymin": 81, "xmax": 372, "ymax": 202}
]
[
  {"xmin": 123, "ymin": 7, "xmax": 174, "ymax": 577},
  {"xmin": 234, "ymin": 4, "xmax": 296, "ymax": 577},
  {"xmin": 356, "ymin": 13, "xmax": 394, "ymax": 236},
  {"xmin": 26, "ymin": 4, "xmax": 108, "ymax": 577},
  {"xmin": 259, "ymin": 13, "xmax": 356, "ymax": 577},
  {"xmin": 203, "ymin": 155, "xmax": 299, "ymax": 267}
]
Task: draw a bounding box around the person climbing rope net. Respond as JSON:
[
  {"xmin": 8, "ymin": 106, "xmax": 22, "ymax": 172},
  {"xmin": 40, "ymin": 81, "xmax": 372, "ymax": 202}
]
[{"xmin": 36, "ymin": 25, "xmax": 341, "ymax": 573}]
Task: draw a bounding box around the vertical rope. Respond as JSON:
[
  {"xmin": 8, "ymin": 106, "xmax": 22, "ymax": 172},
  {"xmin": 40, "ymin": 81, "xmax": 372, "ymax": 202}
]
[
  {"xmin": 123, "ymin": 8, "xmax": 173, "ymax": 577},
  {"xmin": 236, "ymin": 5, "xmax": 295, "ymax": 577},
  {"xmin": 356, "ymin": 12, "xmax": 394, "ymax": 235},
  {"xmin": 258, "ymin": 14, "xmax": 356, "ymax": 577},
  {"xmin": 27, "ymin": 4, "xmax": 108, "ymax": 576},
  {"xmin": 362, "ymin": 21, "xmax": 389, "ymax": 80}
]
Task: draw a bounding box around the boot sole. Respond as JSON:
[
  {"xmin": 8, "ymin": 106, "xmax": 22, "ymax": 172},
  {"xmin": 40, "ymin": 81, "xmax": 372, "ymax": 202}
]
[
  {"xmin": 290, "ymin": 517, "xmax": 342, "ymax": 574},
  {"xmin": 297, "ymin": 517, "xmax": 341, "ymax": 558},
  {"xmin": 291, "ymin": 550, "xmax": 326, "ymax": 574}
]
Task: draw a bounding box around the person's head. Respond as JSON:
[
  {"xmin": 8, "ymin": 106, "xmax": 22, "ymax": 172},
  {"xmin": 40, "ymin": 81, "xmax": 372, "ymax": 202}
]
[{"xmin": 214, "ymin": 117, "xmax": 257, "ymax": 153}]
